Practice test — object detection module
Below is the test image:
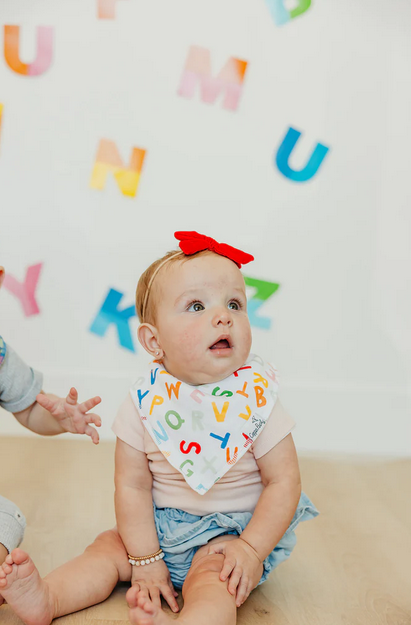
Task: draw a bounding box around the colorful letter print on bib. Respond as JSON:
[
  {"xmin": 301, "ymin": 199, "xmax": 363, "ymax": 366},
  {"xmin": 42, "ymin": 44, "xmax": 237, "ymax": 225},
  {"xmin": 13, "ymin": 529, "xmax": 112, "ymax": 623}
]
[{"xmin": 129, "ymin": 354, "xmax": 279, "ymax": 495}]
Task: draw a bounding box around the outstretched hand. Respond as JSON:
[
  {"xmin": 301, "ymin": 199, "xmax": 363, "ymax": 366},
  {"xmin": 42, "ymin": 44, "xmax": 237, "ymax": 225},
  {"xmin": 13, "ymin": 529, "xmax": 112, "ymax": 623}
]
[
  {"xmin": 207, "ymin": 537, "xmax": 262, "ymax": 607},
  {"xmin": 36, "ymin": 388, "xmax": 102, "ymax": 444}
]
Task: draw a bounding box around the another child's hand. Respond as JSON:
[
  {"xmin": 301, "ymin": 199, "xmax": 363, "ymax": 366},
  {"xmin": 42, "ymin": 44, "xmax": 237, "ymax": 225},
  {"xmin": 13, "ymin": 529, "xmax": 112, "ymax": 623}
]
[
  {"xmin": 207, "ymin": 537, "xmax": 262, "ymax": 607},
  {"xmin": 36, "ymin": 388, "xmax": 102, "ymax": 444},
  {"xmin": 131, "ymin": 559, "xmax": 179, "ymax": 613}
]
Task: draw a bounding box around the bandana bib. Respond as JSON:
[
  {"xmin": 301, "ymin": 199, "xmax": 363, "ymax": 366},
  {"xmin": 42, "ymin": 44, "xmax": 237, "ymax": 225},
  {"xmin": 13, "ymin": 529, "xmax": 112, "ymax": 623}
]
[
  {"xmin": 0, "ymin": 337, "xmax": 6, "ymax": 368},
  {"xmin": 129, "ymin": 354, "xmax": 279, "ymax": 495}
]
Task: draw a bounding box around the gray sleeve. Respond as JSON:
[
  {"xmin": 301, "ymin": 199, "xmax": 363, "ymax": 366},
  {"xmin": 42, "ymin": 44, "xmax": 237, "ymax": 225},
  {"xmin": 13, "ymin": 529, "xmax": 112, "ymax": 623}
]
[
  {"xmin": 0, "ymin": 342, "xmax": 43, "ymax": 413},
  {"xmin": 0, "ymin": 495, "xmax": 26, "ymax": 553}
]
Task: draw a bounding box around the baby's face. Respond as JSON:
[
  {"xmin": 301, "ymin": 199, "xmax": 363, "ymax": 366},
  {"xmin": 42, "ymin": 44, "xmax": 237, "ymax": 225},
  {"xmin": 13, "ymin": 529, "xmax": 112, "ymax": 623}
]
[{"xmin": 154, "ymin": 253, "xmax": 252, "ymax": 385}]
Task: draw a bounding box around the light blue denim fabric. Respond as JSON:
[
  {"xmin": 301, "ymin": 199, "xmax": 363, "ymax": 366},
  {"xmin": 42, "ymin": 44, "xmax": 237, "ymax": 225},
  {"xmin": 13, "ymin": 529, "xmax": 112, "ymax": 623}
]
[{"xmin": 153, "ymin": 492, "xmax": 319, "ymax": 589}]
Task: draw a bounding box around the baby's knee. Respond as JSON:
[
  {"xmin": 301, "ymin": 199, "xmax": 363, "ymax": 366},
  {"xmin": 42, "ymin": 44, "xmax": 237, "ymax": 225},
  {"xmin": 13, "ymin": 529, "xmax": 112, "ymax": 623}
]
[
  {"xmin": 187, "ymin": 551, "xmax": 225, "ymax": 583},
  {"xmin": 84, "ymin": 528, "xmax": 130, "ymax": 580},
  {"xmin": 85, "ymin": 529, "xmax": 122, "ymax": 554}
]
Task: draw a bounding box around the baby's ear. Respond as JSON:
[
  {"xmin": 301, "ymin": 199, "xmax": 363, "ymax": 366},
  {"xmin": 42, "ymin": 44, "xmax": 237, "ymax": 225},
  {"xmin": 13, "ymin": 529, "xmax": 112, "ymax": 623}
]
[
  {"xmin": 0, "ymin": 266, "xmax": 5, "ymax": 289},
  {"xmin": 137, "ymin": 323, "xmax": 162, "ymax": 357}
]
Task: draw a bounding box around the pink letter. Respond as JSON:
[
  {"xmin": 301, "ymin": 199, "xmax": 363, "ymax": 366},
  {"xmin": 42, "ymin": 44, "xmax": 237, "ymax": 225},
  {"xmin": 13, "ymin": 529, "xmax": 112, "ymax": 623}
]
[
  {"xmin": 4, "ymin": 26, "xmax": 54, "ymax": 76},
  {"xmin": 178, "ymin": 46, "xmax": 248, "ymax": 111},
  {"xmin": 3, "ymin": 263, "xmax": 43, "ymax": 316}
]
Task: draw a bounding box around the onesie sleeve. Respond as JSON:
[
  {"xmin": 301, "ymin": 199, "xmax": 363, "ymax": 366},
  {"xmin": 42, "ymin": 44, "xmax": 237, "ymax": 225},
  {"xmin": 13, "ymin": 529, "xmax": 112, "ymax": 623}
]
[
  {"xmin": 251, "ymin": 399, "xmax": 296, "ymax": 460},
  {"xmin": 112, "ymin": 393, "xmax": 146, "ymax": 452},
  {"xmin": 0, "ymin": 341, "xmax": 43, "ymax": 413}
]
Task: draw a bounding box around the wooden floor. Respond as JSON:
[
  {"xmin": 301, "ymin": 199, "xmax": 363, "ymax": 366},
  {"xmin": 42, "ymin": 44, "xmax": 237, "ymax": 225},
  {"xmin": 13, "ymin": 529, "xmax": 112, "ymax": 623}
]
[{"xmin": 0, "ymin": 437, "xmax": 410, "ymax": 625}]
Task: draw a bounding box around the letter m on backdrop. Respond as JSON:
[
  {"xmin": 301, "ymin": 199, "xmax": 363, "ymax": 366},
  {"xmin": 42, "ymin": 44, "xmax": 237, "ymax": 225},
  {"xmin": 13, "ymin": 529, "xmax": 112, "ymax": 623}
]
[{"xmin": 178, "ymin": 46, "xmax": 248, "ymax": 112}]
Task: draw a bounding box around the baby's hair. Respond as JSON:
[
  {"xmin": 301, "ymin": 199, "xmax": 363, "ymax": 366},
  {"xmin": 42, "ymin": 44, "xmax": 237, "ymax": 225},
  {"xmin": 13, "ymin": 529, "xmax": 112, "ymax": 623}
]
[{"xmin": 136, "ymin": 248, "xmax": 213, "ymax": 325}]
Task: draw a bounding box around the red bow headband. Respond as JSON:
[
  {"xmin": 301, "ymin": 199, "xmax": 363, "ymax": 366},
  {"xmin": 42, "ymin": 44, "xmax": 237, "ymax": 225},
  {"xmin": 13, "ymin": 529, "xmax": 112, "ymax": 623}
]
[{"xmin": 174, "ymin": 231, "xmax": 254, "ymax": 268}]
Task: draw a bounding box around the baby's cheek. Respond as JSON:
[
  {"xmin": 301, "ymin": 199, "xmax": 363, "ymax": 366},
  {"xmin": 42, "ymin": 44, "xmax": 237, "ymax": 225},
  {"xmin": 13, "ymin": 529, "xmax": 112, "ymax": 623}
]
[{"xmin": 177, "ymin": 329, "xmax": 202, "ymax": 360}]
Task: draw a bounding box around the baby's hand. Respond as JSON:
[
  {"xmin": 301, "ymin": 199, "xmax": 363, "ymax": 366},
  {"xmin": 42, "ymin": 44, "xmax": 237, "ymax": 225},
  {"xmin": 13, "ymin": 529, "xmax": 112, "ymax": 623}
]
[
  {"xmin": 207, "ymin": 537, "xmax": 262, "ymax": 607},
  {"xmin": 131, "ymin": 559, "xmax": 179, "ymax": 613},
  {"xmin": 36, "ymin": 388, "xmax": 102, "ymax": 444}
]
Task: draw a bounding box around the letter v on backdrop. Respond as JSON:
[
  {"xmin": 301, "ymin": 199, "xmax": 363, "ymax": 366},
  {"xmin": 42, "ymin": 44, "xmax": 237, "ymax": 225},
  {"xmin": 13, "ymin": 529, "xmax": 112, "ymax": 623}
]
[{"xmin": 178, "ymin": 46, "xmax": 248, "ymax": 112}]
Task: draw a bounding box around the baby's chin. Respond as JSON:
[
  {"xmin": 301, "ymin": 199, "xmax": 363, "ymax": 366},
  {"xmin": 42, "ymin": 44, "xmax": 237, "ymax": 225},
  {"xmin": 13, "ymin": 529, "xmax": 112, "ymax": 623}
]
[{"xmin": 178, "ymin": 359, "xmax": 249, "ymax": 386}]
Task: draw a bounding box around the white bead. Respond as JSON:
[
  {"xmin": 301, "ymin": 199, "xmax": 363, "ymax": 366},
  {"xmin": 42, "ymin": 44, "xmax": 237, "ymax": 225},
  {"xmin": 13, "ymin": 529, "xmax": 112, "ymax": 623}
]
[
  {"xmin": 145, "ymin": 559, "xmax": 150, "ymax": 564},
  {"xmin": 135, "ymin": 561, "xmax": 140, "ymax": 566},
  {"xmin": 129, "ymin": 559, "xmax": 134, "ymax": 565},
  {"xmin": 150, "ymin": 557, "xmax": 155, "ymax": 562},
  {"xmin": 141, "ymin": 561, "xmax": 145, "ymax": 566},
  {"xmin": 160, "ymin": 552, "xmax": 164, "ymax": 559},
  {"xmin": 155, "ymin": 555, "xmax": 159, "ymax": 560}
]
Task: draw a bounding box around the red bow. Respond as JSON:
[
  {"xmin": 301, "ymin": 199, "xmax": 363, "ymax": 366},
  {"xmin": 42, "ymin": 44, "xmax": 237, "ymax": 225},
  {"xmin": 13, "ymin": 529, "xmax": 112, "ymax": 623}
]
[{"xmin": 174, "ymin": 231, "xmax": 254, "ymax": 268}]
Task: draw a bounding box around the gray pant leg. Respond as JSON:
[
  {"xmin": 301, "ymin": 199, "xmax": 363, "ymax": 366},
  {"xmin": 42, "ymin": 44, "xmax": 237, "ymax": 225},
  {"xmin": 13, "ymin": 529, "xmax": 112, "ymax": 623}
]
[{"xmin": 0, "ymin": 495, "xmax": 26, "ymax": 553}]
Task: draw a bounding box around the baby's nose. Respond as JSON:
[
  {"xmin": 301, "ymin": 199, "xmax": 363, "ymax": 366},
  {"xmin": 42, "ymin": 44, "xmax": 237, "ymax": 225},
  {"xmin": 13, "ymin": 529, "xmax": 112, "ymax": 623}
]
[{"xmin": 213, "ymin": 309, "xmax": 233, "ymax": 326}]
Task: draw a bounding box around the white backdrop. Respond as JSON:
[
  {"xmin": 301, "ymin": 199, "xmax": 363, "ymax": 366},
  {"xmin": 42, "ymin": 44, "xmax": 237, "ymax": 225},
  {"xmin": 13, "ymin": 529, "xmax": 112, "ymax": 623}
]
[{"xmin": 1, "ymin": 0, "xmax": 410, "ymax": 456}]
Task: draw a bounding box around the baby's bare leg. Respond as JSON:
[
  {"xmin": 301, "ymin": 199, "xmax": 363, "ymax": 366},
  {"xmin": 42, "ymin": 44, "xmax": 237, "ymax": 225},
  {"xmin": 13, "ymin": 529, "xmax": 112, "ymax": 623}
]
[
  {"xmin": 0, "ymin": 529, "xmax": 131, "ymax": 625},
  {"xmin": 128, "ymin": 535, "xmax": 264, "ymax": 625}
]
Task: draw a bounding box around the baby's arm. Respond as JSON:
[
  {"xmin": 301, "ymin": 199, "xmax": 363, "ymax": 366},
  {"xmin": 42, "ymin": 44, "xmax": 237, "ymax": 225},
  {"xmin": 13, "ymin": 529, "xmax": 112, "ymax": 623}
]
[
  {"xmin": 114, "ymin": 438, "xmax": 179, "ymax": 613},
  {"xmin": 241, "ymin": 432, "xmax": 301, "ymax": 559},
  {"xmin": 13, "ymin": 389, "xmax": 102, "ymax": 443},
  {"xmin": 208, "ymin": 433, "xmax": 301, "ymax": 606}
]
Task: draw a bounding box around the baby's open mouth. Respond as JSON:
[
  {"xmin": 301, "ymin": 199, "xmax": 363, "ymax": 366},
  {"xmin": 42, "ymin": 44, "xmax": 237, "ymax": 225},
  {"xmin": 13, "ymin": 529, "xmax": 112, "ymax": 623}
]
[{"xmin": 210, "ymin": 339, "xmax": 231, "ymax": 350}]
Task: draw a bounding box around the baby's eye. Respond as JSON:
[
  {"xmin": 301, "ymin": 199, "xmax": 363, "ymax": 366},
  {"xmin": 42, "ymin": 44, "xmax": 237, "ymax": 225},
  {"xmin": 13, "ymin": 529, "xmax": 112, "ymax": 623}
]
[
  {"xmin": 228, "ymin": 300, "xmax": 242, "ymax": 310},
  {"xmin": 188, "ymin": 301, "xmax": 205, "ymax": 312}
]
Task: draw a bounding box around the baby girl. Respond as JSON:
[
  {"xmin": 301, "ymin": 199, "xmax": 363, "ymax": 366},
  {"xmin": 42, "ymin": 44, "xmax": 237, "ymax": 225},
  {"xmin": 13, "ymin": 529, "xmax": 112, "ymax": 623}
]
[{"xmin": 0, "ymin": 232, "xmax": 318, "ymax": 625}]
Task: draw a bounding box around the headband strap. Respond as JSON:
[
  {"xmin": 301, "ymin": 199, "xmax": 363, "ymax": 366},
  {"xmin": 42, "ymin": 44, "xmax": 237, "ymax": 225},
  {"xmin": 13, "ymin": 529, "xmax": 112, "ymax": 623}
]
[
  {"xmin": 140, "ymin": 232, "xmax": 253, "ymax": 322},
  {"xmin": 141, "ymin": 251, "xmax": 184, "ymax": 322}
]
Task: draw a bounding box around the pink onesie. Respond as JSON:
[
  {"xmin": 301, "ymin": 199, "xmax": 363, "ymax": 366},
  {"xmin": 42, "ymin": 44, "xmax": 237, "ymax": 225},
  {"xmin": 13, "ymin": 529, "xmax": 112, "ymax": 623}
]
[{"xmin": 112, "ymin": 395, "xmax": 295, "ymax": 516}]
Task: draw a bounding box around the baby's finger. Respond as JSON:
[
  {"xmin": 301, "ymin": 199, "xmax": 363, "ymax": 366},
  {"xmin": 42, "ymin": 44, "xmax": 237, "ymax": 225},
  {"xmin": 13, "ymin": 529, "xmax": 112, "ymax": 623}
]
[
  {"xmin": 227, "ymin": 566, "xmax": 243, "ymax": 596},
  {"xmin": 36, "ymin": 393, "xmax": 55, "ymax": 411},
  {"xmin": 85, "ymin": 412, "xmax": 102, "ymax": 427},
  {"xmin": 84, "ymin": 424, "xmax": 100, "ymax": 444},
  {"xmin": 148, "ymin": 586, "xmax": 161, "ymax": 609},
  {"xmin": 161, "ymin": 585, "xmax": 180, "ymax": 613},
  {"xmin": 80, "ymin": 396, "xmax": 102, "ymax": 413},
  {"xmin": 219, "ymin": 557, "xmax": 236, "ymax": 582},
  {"xmin": 235, "ymin": 575, "xmax": 249, "ymax": 607},
  {"xmin": 66, "ymin": 388, "xmax": 78, "ymax": 405}
]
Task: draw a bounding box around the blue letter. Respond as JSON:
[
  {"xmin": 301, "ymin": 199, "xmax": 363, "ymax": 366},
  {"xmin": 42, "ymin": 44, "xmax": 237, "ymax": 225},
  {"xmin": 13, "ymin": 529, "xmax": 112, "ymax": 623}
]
[
  {"xmin": 90, "ymin": 288, "xmax": 136, "ymax": 351},
  {"xmin": 275, "ymin": 127, "xmax": 329, "ymax": 183}
]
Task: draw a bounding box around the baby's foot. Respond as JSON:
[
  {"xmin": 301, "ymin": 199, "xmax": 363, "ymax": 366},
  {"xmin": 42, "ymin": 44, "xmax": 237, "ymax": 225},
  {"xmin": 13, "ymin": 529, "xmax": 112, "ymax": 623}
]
[
  {"xmin": 127, "ymin": 586, "xmax": 176, "ymax": 625},
  {"xmin": 0, "ymin": 549, "xmax": 54, "ymax": 625}
]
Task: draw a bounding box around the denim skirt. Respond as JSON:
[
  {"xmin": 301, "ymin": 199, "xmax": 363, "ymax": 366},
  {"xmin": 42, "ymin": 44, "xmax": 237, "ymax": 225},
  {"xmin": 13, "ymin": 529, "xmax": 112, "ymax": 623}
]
[{"xmin": 153, "ymin": 492, "xmax": 318, "ymax": 589}]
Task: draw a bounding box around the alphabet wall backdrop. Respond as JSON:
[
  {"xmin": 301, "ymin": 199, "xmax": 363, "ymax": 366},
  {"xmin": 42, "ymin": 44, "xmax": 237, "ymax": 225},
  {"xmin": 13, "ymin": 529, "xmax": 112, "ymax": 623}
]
[{"xmin": 1, "ymin": 0, "xmax": 410, "ymax": 456}]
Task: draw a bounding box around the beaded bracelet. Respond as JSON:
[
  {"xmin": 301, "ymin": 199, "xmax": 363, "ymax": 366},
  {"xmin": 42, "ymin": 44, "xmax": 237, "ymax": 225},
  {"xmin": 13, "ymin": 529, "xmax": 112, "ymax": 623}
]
[{"xmin": 128, "ymin": 548, "xmax": 164, "ymax": 566}]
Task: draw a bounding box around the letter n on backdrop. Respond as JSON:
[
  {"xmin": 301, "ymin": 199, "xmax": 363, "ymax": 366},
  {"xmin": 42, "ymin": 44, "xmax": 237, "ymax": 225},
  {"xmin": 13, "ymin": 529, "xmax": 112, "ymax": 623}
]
[
  {"xmin": 178, "ymin": 46, "xmax": 248, "ymax": 111},
  {"xmin": 90, "ymin": 139, "xmax": 146, "ymax": 197}
]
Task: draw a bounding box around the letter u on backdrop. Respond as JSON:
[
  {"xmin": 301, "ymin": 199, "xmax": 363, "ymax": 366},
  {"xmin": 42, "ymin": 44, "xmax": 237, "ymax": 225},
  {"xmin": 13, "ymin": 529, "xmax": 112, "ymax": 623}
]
[
  {"xmin": 4, "ymin": 26, "xmax": 54, "ymax": 76},
  {"xmin": 275, "ymin": 126, "xmax": 330, "ymax": 182}
]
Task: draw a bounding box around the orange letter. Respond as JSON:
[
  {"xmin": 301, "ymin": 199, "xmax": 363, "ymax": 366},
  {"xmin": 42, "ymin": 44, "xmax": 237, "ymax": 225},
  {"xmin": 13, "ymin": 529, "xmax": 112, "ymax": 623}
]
[
  {"xmin": 165, "ymin": 381, "xmax": 181, "ymax": 400},
  {"xmin": 226, "ymin": 447, "xmax": 239, "ymax": 464},
  {"xmin": 90, "ymin": 139, "xmax": 146, "ymax": 198},
  {"xmin": 254, "ymin": 386, "xmax": 266, "ymax": 408},
  {"xmin": 236, "ymin": 382, "xmax": 249, "ymax": 398}
]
